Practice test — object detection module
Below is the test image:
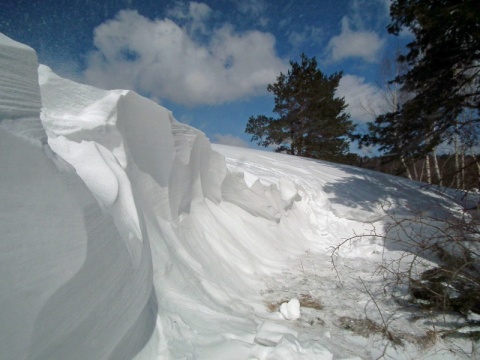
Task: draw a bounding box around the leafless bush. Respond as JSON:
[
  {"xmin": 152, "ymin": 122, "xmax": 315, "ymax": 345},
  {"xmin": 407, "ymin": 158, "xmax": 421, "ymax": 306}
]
[{"xmin": 331, "ymin": 198, "xmax": 480, "ymax": 342}]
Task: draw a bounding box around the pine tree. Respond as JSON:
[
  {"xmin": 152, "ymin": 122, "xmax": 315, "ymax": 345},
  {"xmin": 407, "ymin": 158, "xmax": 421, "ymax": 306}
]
[
  {"xmin": 245, "ymin": 54, "xmax": 355, "ymax": 163},
  {"xmin": 369, "ymin": 0, "xmax": 480, "ymax": 159}
]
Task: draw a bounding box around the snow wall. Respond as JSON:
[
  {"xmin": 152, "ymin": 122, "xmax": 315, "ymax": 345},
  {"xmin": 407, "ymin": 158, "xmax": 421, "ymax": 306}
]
[
  {"xmin": 2, "ymin": 34, "xmax": 464, "ymax": 360},
  {"xmin": 0, "ymin": 34, "xmax": 309, "ymax": 359},
  {"xmin": 0, "ymin": 34, "xmax": 155, "ymax": 360}
]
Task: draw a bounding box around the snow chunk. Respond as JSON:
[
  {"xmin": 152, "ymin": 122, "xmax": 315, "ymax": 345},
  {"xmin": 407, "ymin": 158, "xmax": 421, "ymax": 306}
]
[
  {"xmin": 279, "ymin": 177, "xmax": 298, "ymax": 202},
  {"xmin": 221, "ymin": 171, "xmax": 283, "ymax": 221},
  {"xmin": 279, "ymin": 298, "xmax": 301, "ymax": 320},
  {"xmin": 255, "ymin": 320, "xmax": 298, "ymax": 346}
]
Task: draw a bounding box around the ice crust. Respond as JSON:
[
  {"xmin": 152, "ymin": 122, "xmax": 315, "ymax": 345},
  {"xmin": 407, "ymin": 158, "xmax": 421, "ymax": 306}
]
[{"xmin": 1, "ymin": 33, "xmax": 471, "ymax": 360}]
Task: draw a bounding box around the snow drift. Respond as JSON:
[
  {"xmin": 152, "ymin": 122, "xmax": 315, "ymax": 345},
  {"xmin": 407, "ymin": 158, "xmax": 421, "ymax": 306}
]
[
  {"xmin": 1, "ymin": 33, "xmax": 474, "ymax": 359},
  {"xmin": 0, "ymin": 34, "xmax": 154, "ymax": 360}
]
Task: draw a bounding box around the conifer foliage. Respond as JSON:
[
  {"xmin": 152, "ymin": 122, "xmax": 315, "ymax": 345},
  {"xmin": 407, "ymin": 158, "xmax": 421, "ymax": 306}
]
[
  {"xmin": 363, "ymin": 0, "xmax": 480, "ymax": 159},
  {"xmin": 245, "ymin": 54, "xmax": 355, "ymax": 162}
]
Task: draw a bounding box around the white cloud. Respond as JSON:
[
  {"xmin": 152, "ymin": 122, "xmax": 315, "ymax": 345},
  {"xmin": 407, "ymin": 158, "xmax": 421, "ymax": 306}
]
[
  {"xmin": 327, "ymin": 17, "xmax": 385, "ymax": 63},
  {"xmin": 167, "ymin": 1, "xmax": 212, "ymax": 35},
  {"xmin": 83, "ymin": 10, "xmax": 286, "ymax": 106},
  {"xmin": 336, "ymin": 74, "xmax": 386, "ymax": 123},
  {"xmin": 167, "ymin": 1, "xmax": 211, "ymax": 20},
  {"xmin": 288, "ymin": 26, "xmax": 323, "ymax": 48},
  {"xmin": 212, "ymin": 134, "xmax": 251, "ymax": 148},
  {"xmin": 188, "ymin": 2, "xmax": 212, "ymax": 20},
  {"xmin": 288, "ymin": 32, "xmax": 305, "ymax": 48}
]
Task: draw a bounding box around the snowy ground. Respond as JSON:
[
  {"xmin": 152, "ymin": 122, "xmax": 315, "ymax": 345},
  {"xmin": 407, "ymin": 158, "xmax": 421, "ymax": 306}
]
[
  {"xmin": 214, "ymin": 145, "xmax": 479, "ymax": 360},
  {"xmin": 1, "ymin": 33, "xmax": 478, "ymax": 359}
]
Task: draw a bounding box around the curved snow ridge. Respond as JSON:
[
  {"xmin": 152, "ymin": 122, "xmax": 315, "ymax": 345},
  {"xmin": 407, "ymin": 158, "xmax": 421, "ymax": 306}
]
[
  {"xmin": 1, "ymin": 33, "xmax": 154, "ymax": 360},
  {"xmin": 39, "ymin": 64, "xmax": 232, "ymax": 272},
  {"xmin": 48, "ymin": 137, "xmax": 121, "ymax": 208},
  {"xmin": 39, "ymin": 81, "xmax": 144, "ymax": 266},
  {"xmin": 221, "ymin": 172, "xmax": 302, "ymax": 222}
]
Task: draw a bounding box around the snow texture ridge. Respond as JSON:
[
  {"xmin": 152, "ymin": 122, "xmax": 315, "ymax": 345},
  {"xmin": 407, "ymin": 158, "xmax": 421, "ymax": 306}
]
[{"xmin": 0, "ymin": 33, "xmax": 42, "ymax": 119}]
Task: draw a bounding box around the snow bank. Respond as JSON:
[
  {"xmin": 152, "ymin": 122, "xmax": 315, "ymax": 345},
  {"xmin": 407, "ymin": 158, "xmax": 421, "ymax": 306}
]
[
  {"xmin": 0, "ymin": 34, "xmax": 153, "ymax": 360},
  {"xmin": 1, "ymin": 33, "xmax": 468, "ymax": 360},
  {"xmin": 1, "ymin": 33, "xmax": 316, "ymax": 360}
]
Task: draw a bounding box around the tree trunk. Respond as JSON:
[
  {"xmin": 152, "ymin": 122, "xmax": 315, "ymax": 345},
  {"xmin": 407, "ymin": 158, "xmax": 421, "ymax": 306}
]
[
  {"xmin": 472, "ymin": 153, "xmax": 480, "ymax": 190},
  {"xmin": 432, "ymin": 148, "xmax": 442, "ymax": 186},
  {"xmin": 455, "ymin": 132, "xmax": 460, "ymax": 188},
  {"xmin": 400, "ymin": 156, "xmax": 413, "ymax": 180},
  {"xmin": 419, "ymin": 159, "xmax": 426, "ymax": 182},
  {"xmin": 425, "ymin": 154, "xmax": 432, "ymax": 184},
  {"xmin": 412, "ymin": 161, "xmax": 419, "ymax": 181}
]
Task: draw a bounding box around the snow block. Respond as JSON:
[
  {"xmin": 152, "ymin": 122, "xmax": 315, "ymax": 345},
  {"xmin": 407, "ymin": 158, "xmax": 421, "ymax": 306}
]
[
  {"xmin": 221, "ymin": 171, "xmax": 283, "ymax": 221},
  {"xmin": 255, "ymin": 321, "xmax": 298, "ymax": 346}
]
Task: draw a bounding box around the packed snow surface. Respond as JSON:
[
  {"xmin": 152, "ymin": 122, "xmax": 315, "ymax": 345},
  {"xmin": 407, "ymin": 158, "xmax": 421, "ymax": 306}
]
[{"xmin": 1, "ymin": 33, "xmax": 478, "ymax": 359}]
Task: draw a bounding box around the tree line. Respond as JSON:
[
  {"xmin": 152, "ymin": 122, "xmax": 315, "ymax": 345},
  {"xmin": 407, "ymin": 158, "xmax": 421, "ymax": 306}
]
[{"xmin": 245, "ymin": 0, "xmax": 480, "ymax": 191}]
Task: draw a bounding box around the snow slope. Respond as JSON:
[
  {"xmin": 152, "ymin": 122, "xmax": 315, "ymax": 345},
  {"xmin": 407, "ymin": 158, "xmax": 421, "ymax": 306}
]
[{"xmin": 1, "ymin": 33, "xmax": 477, "ymax": 359}]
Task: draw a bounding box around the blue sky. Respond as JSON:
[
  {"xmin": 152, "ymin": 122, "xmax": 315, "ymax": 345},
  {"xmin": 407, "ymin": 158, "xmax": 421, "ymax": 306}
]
[{"xmin": 0, "ymin": 0, "xmax": 406, "ymax": 151}]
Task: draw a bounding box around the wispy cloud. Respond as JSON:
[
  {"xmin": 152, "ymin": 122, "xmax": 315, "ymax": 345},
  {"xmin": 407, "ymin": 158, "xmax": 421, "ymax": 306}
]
[
  {"xmin": 234, "ymin": 0, "xmax": 270, "ymax": 28},
  {"xmin": 326, "ymin": 17, "xmax": 385, "ymax": 63},
  {"xmin": 348, "ymin": 0, "xmax": 391, "ymax": 30},
  {"xmin": 212, "ymin": 134, "xmax": 251, "ymax": 148},
  {"xmin": 236, "ymin": 0, "xmax": 267, "ymax": 17},
  {"xmin": 83, "ymin": 9, "xmax": 286, "ymax": 106},
  {"xmin": 287, "ymin": 25, "xmax": 323, "ymax": 49},
  {"xmin": 337, "ymin": 74, "xmax": 386, "ymax": 123}
]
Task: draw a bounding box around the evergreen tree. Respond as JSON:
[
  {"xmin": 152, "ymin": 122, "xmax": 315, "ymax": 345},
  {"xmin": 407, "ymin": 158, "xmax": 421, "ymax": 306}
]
[
  {"xmin": 365, "ymin": 0, "xmax": 480, "ymax": 159},
  {"xmin": 245, "ymin": 54, "xmax": 354, "ymax": 162}
]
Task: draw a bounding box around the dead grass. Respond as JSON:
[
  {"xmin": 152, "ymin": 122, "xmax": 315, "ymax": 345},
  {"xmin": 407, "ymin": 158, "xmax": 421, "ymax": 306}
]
[
  {"xmin": 265, "ymin": 300, "xmax": 285, "ymax": 312},
  {"xmin": 412, "ymin": 330, "xmax": 437, "ymax": 349},
  {"xmin": 338, "ymin": 316, "xmax": 384, "ymax": 337},
  {"xmin": 299, "ymin": 294, "xmax": 324, "ymax": 310},
  {"xmin": 339, "ymin": 316, "xmax": 440, "ymax": 349}
]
